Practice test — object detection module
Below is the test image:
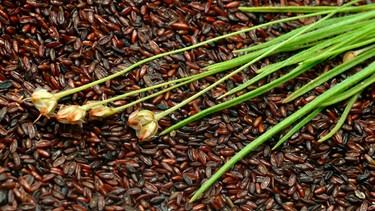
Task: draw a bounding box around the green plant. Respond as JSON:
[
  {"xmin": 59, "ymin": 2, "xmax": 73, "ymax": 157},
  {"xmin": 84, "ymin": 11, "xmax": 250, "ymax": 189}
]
[
  {"xmin": 31, "ymin": 5, "xmax": 350, "ymax": 127},
  {"xmin": 30, "ymin": 3, "xmax": 366, "ymax": 129},
  {"xmin": 31, "ymin": 3, "xmax": 372, "ymax": 120},
  {"xmin": 29, "ymin": 0, "xmax": 375, "ymax": 202},
  {"xmin": 176, "ymin": 2, "xmax": 375, "ymax": 202}
]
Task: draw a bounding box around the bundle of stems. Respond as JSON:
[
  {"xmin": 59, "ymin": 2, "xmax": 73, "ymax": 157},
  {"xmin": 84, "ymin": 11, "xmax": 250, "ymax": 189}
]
[
  {"xmin": 183, "ymin": 1, "xmax": 375, "ymax": 202},
  {"xmin": 32, "ymin": 2, "xmax": 373, "ymax": 129},
  {"xmin": 32, "ymin": 4, "xmax": 350, "ymax": 122}
]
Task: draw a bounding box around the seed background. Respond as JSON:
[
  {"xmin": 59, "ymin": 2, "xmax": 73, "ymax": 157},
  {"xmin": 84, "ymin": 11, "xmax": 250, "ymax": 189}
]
[{"xmin": 0, "ymin": 0, "xmax": 374, "ymax": 210}]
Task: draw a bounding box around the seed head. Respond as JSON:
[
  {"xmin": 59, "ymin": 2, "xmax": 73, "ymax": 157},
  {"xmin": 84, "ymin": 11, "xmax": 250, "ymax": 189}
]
[
  {"xmin": 89, "ymin": 105, "xmax": 115, "ymax": 120},
  {"xmin": 343, "ymin": 51, "xmax": 356, "ymax": 63},
  {"xmin": 56, "ymin": 105, "xmax": 86, "ymax": 124},
  {"xmin": 31, "ymin": 88, "xmax": 58, "ymax": 117},
  {"xmin": 128, "ymin": 110, "xmax": 158, "ymax": 141},
  {"xmin": 137, "ymin": 120, "xmax": 158, "ymax": 142}
]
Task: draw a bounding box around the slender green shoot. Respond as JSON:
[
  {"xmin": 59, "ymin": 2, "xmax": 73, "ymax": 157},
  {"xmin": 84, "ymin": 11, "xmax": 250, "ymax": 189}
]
[
  {"xmin": 284, "ymin": 44, "xmax": 375, "ymax": 103},
  {"xmin": 318, "ymin": 92, "xmax": 360, "ymax": 143},
  {"xmin": 321, "ymin": 72, "xmax": 375, "ymax": 107},
  {"xmin": 109, "ymin": 71, "xmax": 213, "ymax": 114},
  {"xmin": 238, "ymin": 4, "xmax": 375, "ymax": 13},
  {"xmin": 81, "ymin": 68, "xmax": 222, "ymax": 111},
  {"xmin": 272, "ymin": 107, "xmax": 324, "ymax": 150}
]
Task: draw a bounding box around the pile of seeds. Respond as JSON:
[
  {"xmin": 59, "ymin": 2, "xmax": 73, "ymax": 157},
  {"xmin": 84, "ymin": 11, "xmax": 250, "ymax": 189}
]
[{"xmin": 0, "ymin": 0, "xmax": 374, "ymax": 210}]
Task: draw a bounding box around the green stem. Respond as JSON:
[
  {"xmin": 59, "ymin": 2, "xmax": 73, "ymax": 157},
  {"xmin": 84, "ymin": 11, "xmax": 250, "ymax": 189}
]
[
  {"xmin": 207, "ymin": 41, "xmax": 314, "ymax": 73},
  {"xmin": 189, "ymin": 59, "xmax": 375, "ymax": 202},
  {"xmin": 154, "ymin": 62, "xmax": 251, "ymax": 121},
  {"xmin": 239, "ymin": 4, "xmax": 375, "ymax": 13},
  {"xmin": 80, "ymin": 70, "xmax": 213, "ymax": 111},
  {"xmin": 272, "ymin": 107, "xmax": 324, "ymax": 150},
  {"xmin": 110, "ymin": 70, "xmax": 218, "ymax": 114},
  {"xmin": 321, "ymin": 72, "xmax": 375, "ymax": 107},
  {"xmin": 318, "ymin": 92, "xmax": 360, "ymax": 143},
  {"xmin": 284, "ymin": 44, "xmax": 375, "ymax": 103}
]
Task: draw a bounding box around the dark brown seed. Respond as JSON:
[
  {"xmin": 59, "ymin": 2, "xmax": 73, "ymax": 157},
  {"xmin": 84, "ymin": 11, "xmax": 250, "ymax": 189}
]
[
  {"xmin": 53, "ymin": 156, "xmax": 66, "ymax": 168},
  {"xmin": 225, "ymin": 1, "xmax": 240, "ymax": 8}
]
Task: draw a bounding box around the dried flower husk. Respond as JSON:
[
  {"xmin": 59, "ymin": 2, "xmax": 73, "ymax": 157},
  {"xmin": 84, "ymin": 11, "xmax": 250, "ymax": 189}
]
[
  {"xmin": 56, "ymin": 105, "xmax": 86, "ymax": 124},
  {"xmin": 31, "ymin": 88, "xmax": 58, "ymax": 117},
  {"xmin": 128, "ymin": 110, "xmax": 158, "ymax": 141},
  {"xmin": 89, "ymin": 105, "xmax": 115, "ymax": 120}
]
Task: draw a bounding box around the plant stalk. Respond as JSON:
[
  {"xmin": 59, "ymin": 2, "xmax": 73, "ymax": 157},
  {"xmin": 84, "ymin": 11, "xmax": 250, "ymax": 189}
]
[
  {"xmin": 239, "ymin": 4, "xmax": 375, "ymax": 13},
  {"xmin": 189, "ymin": 60, "xmax": 375, "ymax": 202},
  {"xmin": 53, "ymin": 9, "xmax": 367, "ymax": 99}
]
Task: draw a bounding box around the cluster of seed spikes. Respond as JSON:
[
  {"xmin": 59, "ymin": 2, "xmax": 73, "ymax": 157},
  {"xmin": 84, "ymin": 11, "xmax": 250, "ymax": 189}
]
[{"xmin": 30, "ymin": 2, "xmax": 375, "ymax": 140}]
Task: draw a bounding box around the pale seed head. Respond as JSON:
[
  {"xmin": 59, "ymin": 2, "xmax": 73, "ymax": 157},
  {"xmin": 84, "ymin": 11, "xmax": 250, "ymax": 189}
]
[
  {"xmin": 343, "ymin": 51, "xmax": 356, "ymax": 63},
  {"xmin": 89, "ymin": 105, "xmax": 115, "ymax": 120},
  {"xmin": 56, "ymin": 105, "xmax": 86, "ymax": 124},
  {"xmin": 128, "ymin": 110, "xmax": 156, "ymax": 130},
  {"xmin": 31, "ymin": 88, "xmax": 58, "ymax": 117},
  {"xmin": 137, "ymin": 121, "xmax": 158, "ymax": 142},
  {"xmin": 128, "ymin": 110, "xmax": 158, "ymax": 141}
]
